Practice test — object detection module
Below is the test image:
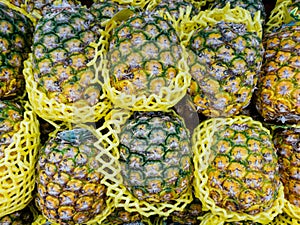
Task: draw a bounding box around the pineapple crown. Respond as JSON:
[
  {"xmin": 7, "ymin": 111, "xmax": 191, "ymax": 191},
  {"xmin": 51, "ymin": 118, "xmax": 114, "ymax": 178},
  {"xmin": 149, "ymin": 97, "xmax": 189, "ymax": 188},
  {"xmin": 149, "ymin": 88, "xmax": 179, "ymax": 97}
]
[{"xmin": 56, "ymin": 128, "xmax": 95, "ymax": 145}]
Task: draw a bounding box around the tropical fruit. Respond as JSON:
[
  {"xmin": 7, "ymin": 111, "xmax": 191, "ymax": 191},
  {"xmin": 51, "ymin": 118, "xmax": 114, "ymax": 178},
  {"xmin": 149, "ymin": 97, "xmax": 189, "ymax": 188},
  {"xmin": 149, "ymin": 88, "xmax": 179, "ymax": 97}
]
[
  {"xmin": 186, "ymin": 5, "xmax": 264, "ymax": 118},
  {"xmin": 118, "ymin": 111, "xmax": 193, "ymax": 203},
  {"xmin": 24, "ymin": 3, "xmax": 111, "ymax": 123},
  {"xmin": 107, "ymin": 110, "xmax": 193, "ymax": 217},
  {"xmin": 35, "ymin": 128, "xmax": 108, "ymax": 224},
  {"xmin": 273, "ymin": 125, "xmax": 300, "ymax": 219},
  {"xmin": 193, "ymin": 116, "xmax": 284, "ymax": 223},
  {"xmin": 255, "ymin": 0, "xmax": 300, "ymax": 124},
  {"xmin": 104, "ymin": 9, "xmax": 191, "ymax": 111},
  {"xmin": 0, "ymin": 2, "xmax": 33, "ymax": 99}
]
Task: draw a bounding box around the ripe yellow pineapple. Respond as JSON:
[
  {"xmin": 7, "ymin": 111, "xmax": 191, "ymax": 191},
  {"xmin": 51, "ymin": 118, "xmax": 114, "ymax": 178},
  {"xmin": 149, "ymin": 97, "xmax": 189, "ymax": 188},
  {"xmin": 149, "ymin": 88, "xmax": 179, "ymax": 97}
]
[
  {"xmin": 255, "ymin": 0, "xmax": 300, "ymax": 124},
  {"xmin": 193, "ymin": 116, "xmax": 284, "ymax": 223},
  {"xmin": 36, "ymin": 128, "xmax": 108, "ymax": 224}
]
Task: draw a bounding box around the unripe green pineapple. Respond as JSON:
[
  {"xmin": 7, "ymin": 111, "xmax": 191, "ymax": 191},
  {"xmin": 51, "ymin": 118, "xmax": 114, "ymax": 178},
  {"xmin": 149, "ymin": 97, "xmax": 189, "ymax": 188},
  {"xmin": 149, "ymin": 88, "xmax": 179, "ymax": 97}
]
[
  {"xmin": 210, "ymin": 0, "xmax": 266, "ymax": 24},
  {"xmin": 0, "ymin": 3, "xmax": 33, "ymax": 99},
  {"xmin": 36, "ymin": 128, "xmax": 108, "ymax": 225},
  {"xmin": 0, "ymin": 100, "xmax": 24, "ymax": 157},
  {"xmin": 255, "ymin": 0, "xmax": 300, "ymax": 124},
  {"xmin": 187, "ymin": 21, "xmax": 264, "ymax": 118},
  {"xmin": 119, "ymin": 111, "xmax": 193, "ymax": 203},
  {"xmin": 31, "ymin": 5, "xmax": 104, "ymax": 107},
  {"xmin": 273, "ymin": 126, "xmax": 300, "ymax": 209}
]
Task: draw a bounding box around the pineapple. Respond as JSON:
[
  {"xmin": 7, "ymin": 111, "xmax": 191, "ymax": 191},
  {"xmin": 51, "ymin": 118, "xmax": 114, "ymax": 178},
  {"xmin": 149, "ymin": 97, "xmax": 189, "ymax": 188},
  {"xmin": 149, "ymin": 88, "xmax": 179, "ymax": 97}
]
[
  {"xmin": 187, "ymin": 19, "xmax": 264, "ymax": 117},
  {"xmin": 255, "ymin": 0, "xmax": 300, "ymax": 124},
  {"xmin": 0, "ymin": 3, "xmax": 33, "ymax": 99},
  {"xmin": 31, "ymin": 5, "xmax": 104, "ymax": 107},
  {"xmin": 210, "ymin": 0, "xmax": 266, "ymax": 24},
  {"xmin": 105, "ymin": 9, "xmax": 189, "ymax": 110},
  {"xmin": 273, "ymin": 126, "xmax": 300, "ymax": 217},
  {"xmin": 118, "ymin": 111, "xmax": 193, "ymax": 203},
  {"xmin": 36, "ymin": 128, "xmax": 108, "ymax": 224},
  {"xmin": 193, "ymin": 116, "xmax": 284, "ymax": 223},
  {"xmin": 0, "ymin": 206, "xmax": 34, "ymax": 225},
  {"xmin": 0, "ymin": 100, "xmax": 24, "ymax": 158}
]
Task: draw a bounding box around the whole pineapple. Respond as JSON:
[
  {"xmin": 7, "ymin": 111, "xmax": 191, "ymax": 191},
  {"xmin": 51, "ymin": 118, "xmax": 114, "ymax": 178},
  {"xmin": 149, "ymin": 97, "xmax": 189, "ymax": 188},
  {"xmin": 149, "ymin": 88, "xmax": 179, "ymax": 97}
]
[
  {"xmin": 210, "ymin": 0, "xmax": 266, "ymax": 24},
  {"xmin": 193, "ymin": 116, "xmax": 283, "ymax": 222},
  {"xmin": 36, "ymin": 128, "xmax": 108, "ymax": 224},
  {"xmin": 0, "ymin": 100, "xmax": 24, "ymax": 158},
  {"xmin": 31, "ymin": 5, "xmax": 103, "ymax": 106},
  {"xmin": 118, "ymin": 111, "xmax": 193, "ymax": 203},
  {"xmin": 187, "ymin": 14, "xmax": 264, "ymax": 117},
  {"xmin": 0, "ymin": 3, "xmax": 33, "ymax": 99},
  {"xmin": 273, "ymin": 126, "xmax": 300, "ymax": 216},
  {"xmin": 106, "ymin": 9, "xmax": 188, "ymax": 110},
  {"xmin": 255, "ymin": 0, "xmax": 300, "ymax": 124}
]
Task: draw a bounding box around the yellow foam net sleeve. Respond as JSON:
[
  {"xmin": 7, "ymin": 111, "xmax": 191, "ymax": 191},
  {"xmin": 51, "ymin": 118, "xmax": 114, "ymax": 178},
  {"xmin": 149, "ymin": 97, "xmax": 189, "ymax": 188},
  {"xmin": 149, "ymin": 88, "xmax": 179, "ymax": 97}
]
[
  {"xmin": 270, "ymin": 213, "xmax": 300, "ymax": 225},
  {"xmin": 265, "ymin": 0, "xmax": 292, "ymax": 34},
  {"xmin": 192, "ymin": 116, "xmax": 285, "ymax": 224},
  {"xmin": 101, "ymin": 10, "xmax": 191, "ymax": 112},
  {"xmin": 182, "ymin": 2, "xmax": 263, "ymax": 46},
  {"xmin": 103, "ymin": 109, "xmax": 193, "ymax": 217},
  {"xmin": 0, "ymin": 101, "xmax": 40, "ymax": 217},
  {"xmin": 24, "ymin": 31, "xmax": 112, "ymax": 124}
]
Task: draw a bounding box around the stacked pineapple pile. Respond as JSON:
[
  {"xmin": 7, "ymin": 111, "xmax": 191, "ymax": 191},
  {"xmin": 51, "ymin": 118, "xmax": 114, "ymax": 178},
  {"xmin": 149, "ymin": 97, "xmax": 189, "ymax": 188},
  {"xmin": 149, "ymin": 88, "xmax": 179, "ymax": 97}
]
[{"xmin": 0, "ymin": 0, "xmax": 299, "ymax": 224}]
